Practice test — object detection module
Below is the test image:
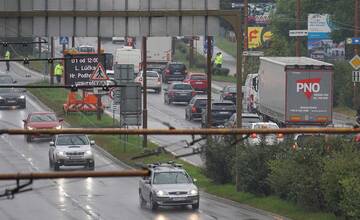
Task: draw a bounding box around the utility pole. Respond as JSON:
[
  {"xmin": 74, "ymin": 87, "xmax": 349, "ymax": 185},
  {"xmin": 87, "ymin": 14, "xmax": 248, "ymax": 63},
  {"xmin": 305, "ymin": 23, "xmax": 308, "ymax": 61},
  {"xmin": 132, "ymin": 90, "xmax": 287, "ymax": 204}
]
[
  {"xmin": 50, "ymin": 37, "xmax": 54, "ymax": 85},
  {"xmin": 96, "ymin": 36, "xmax": 102, "ymax": 121},
  {"xmin": 72, "ymin": 36, "xmax": 75, "ymax": 48},
  {"xmin": 206, "ymin": 36, "xmax": 212, "ymax": 128},
  {"xmin": 243, "ymin": 0, "xmax": 248, "ymax": 76},
  {"xmin": 353, "ymin": 0, "xmax": 359, "ymax": 108},
  {"xmin": 235, "ymin": 10, "xmax": 244, "ymax": 192},
  {"xmin": 142, "ymin": 36, "xmax": 148, "ymax": 148},
  {"xmin": 296, "ymin": 0, "xmax": 301, "ymax": 56},
  {"xmin": 189, "ymin": 37, "xmax": 194, "ymax": 67}
]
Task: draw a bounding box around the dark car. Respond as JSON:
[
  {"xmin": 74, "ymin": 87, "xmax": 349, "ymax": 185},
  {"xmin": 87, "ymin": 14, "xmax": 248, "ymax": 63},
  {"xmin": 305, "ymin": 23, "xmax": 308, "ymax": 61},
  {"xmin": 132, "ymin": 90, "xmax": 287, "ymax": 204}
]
[
  {"xmin": 220, "ymin": 86, "xmax": 237, "ymax": 103},
  {"xmin": 164, "ymin": 83, "xmax": 196, "ymax": 104},
  {"xmin": 201, "ymin": 101, "xmax": 236, "ymax": 127},
  {"xmin": 0, "ymin": 74, "xmax": 26, "ymax": 109},
  {"xmin": 162, "ymin": 62, "xmax": 187, "ymax": 83},
  {"xmin": 225, "ymin": 112, "xmax": 261, "ymax": 128},
  {"xmin": 23, "ymin": 112, "xmax": 64, "ymax": 142},
  {"xmin": 185, "ymin": 96, "xmax": 208, "ymax": 121}
]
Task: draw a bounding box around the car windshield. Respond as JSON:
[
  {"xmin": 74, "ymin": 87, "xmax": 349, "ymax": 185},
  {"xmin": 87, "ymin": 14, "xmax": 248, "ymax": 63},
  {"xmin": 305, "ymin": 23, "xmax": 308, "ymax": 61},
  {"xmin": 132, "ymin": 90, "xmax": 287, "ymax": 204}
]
[
  {"xmin": 195, "ymin": 99, "xmax": 207, "ymax": 106},
  {"xmin": 56, "ymin": 135, "xmax": 89, "ymax": 146},
  {"xmin": 173, "ymin": 84, "xmax": 192, "ymax": 90},
  {"xmin": 30, "ymin": 114, "xmax": 57, "ymax": 122},
  {"xmin": 0, "ymin": 75, "xmax": 13, "ymax": 84},
  {"xmin": 153, "ymin": 172, "xmax": 191, "ymax": 184},
  {"xmin": 191, "ymin": 75, "xmax": 206, "ymax": 80}
]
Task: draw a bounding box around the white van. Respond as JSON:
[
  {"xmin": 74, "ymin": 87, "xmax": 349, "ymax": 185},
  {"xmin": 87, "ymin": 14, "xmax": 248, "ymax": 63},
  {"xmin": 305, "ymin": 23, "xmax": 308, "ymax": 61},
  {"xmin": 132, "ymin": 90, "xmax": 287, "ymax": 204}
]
[
  {"xmin": 114, "ymin": 46, "xmax": 142, "ymax": 73},
  {"xmin": 244, "ymin": 73, "xmax": 259, "ymax": 113}
]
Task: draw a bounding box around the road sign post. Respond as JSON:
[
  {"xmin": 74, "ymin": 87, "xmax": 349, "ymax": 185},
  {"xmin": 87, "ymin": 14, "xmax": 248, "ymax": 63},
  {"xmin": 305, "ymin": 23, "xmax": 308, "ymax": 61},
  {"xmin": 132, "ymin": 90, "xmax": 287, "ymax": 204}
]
[
  {"xmin": 59, "ymin": 36, "xmax": 69, "ymax": 45},
  {"xmin": 353, "ymin": 71, "xmax": 360, "ymax": 82}
]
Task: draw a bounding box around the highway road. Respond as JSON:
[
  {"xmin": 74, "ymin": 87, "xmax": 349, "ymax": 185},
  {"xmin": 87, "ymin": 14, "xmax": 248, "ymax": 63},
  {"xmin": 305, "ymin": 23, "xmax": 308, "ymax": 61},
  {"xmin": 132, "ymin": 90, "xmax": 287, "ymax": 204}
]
[{"xmin": 0, "ymin": 63, "xmax": 280, "ymax": 220}]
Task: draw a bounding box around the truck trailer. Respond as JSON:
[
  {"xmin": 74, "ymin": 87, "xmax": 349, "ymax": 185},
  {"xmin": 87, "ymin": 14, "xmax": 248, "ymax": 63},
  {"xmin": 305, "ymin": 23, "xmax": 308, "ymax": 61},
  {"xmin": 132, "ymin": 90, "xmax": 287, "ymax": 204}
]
[{"xmin": 256, "ymin": 57, "xmax": 333, "ymax": 127}]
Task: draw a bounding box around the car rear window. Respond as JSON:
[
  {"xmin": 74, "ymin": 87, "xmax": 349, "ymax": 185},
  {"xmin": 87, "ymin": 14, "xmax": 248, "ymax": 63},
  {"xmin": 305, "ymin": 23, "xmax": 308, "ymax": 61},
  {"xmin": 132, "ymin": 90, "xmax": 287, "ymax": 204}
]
[
  {"xmin": 253, "ymin": 124, "xmax": 278, "ymax": 129},
  {"xmin": 173, "ymin": 84, "xmax": 192, "ymax": 90},
  {"xmin": 195, "ymin": 99, "xmax": 207, "ymax": 106},
  {"xmin": 169, "ymin": 64, "xmax": 185, "ymax": 70},
  {"xmin": 146, "ymin": 71, "xmax": 159, "ymax": 77},
  {"xmin": 243, "ymin": 117, "xmax": 260, "ymax": 124},
  {"xmin": 30, "ymin": 114, "xmax": 57, "ymax": 122},
  {"xmin": 212, "ymin": 103, "xmax": 236, "ymax": 110},
  {"xmin": 228, "ymin": 87, "xmax": 236, "ymax": 93},
  {"xmin": 191, "ymin": 75, "xmax": 207, "ymax": 80}
]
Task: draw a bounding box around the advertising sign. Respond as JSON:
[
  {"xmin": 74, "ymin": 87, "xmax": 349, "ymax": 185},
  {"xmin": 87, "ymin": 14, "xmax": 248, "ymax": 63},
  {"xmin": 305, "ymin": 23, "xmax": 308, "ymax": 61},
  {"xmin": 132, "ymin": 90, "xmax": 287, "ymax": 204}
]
[
  {"xmin": 64, "ymin": 54, "xmax": 106, "ymax": 86},
  {"xmin": 248, "ymin": 27, "xmax": 272, "ymax": 49},
  {"xmin": 308, "ymin": 14, "xmax": 331, "ymax": 37},
  {"xmin": 286, "ymin": 70, "xmax": 332, "ymax": 125}
]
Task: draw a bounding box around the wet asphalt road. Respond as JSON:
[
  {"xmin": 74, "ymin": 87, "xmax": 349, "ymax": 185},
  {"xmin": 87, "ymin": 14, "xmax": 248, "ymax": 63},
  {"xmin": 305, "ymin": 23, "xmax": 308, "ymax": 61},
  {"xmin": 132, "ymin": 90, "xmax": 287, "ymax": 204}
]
[{"xmin": 0, "ymin": 63, "xmax": 279, "ymax": 219}]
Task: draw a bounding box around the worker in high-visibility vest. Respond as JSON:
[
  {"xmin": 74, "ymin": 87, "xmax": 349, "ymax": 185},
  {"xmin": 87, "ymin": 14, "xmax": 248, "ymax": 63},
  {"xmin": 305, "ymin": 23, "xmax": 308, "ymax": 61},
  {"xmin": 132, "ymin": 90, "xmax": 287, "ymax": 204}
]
[
  {"xmin": 214, "ymin": 52, "xmax": 223, "ymax": 68},
  {"xmin": 4, "ymin": 50, "xmax": 10, "ymax": 71},
  {"xmin": 54, "ymin": 62, "xmax": 64, "ymax": 84}
]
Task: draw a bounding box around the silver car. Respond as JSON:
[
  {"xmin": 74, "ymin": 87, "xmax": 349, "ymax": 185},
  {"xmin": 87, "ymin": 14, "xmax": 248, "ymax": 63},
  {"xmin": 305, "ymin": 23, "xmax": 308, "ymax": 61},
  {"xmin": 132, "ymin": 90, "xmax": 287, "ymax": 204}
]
[
  {"xmin": 139, "ymin": 162, "xmax": 199, "ymax": 211},
  {"xmin": 48, "ymin": 134, "xmax": 95, "ymax": 171}
]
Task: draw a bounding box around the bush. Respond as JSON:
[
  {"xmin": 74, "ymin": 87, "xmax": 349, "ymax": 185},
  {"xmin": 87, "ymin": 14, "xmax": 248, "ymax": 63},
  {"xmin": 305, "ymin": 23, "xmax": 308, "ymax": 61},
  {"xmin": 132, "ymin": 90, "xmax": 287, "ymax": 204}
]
[
  {"xmin": 268, "ymin": 137, "xmax": 330, "ymax": 209},
  {"xmin": 202, "ymin": 136, "xmax": 236, "ymax": 184},
  {"xmin": 321, "ymin": 144, "xmax": 360, "ymax": 218},
  {"xmin": 213, "ymin": 67, "xmax": 230, "ymax": 76}
]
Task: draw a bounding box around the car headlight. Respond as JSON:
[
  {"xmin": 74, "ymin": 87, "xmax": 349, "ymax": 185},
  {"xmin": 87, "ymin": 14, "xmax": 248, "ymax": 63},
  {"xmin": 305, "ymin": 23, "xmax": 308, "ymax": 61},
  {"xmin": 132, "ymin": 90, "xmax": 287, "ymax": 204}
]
[
  {"xmin": 57, "ymin": 151, "xmax": 64, "ymax": 156},
  {"xmin": 27, "ymin": 126, "xmax": 34, "ymax": 130},
  {"xmin": 0, "ymin": 96, "xmax": 3, "ymax": 99},
  {"xmin": 156, "ymin": 190, "xmax": 166, "ymax": 197},
  {"xmin": 19, "ymin": 95, "xmax": 25, "ymax": 99},
  {"xmin": 190, "ymin": 189, "xmax": 198, "ymax": 196},
  {"xmin": 55, "ymin": 125, "xmax": 62, "ymax": 129},
  {"xmin": 85, "ymin": 150, "xmax": 92, "ymax": 155}
]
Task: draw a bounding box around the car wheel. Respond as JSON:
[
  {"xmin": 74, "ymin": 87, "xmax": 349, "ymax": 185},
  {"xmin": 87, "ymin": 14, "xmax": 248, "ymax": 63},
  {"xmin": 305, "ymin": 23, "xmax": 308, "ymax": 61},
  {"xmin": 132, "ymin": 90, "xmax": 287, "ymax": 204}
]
[
  {"xmin": 149, "ymin": 194, "xmax": 158, "ymax": 211},
  {"xmin": 54, "ymin": 163, "xmax": 60, "ymax": 171},
  {"xmin": 26, "ymin": 135, "xmax": 32, "ymax": 143},
  {"xmin": 87, "ymin": 161, "xmax": 95, "ymax": 170},
  {"xmin": 139, "ymin": 189, "xmax": 146, "ymax": 208},
  {"xmin": 192, "ymin": 202, "xmax": 199, "ymax": 210}
]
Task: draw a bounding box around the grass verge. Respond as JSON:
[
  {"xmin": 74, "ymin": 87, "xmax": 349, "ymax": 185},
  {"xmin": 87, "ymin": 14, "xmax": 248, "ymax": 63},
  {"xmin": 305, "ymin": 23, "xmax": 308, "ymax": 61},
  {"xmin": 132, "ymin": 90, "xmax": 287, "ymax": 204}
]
[
  {"xmin": 212, "ymin": 74, "xmax": 236, "ymax": 83},
  {"xmin": 215, "ymin": 36, "xmax": 236, "ymax": 58},
  {"xmin": 28, "ymin": 80, "xmax": 336, "ymax": 220}
]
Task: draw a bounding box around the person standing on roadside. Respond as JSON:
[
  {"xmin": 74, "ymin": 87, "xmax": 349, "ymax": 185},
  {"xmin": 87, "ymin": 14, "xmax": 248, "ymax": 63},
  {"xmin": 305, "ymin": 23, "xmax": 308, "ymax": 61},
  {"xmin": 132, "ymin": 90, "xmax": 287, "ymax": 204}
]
[
  {"xmin": 4, "ymin": 50, "xmax": 10, "ymax": 71},
  {"xmin": 54, "ymin": 62, "xmax": 64, "ymax": 84},
  {"xmin": 214, "ymin": 52, "xmax": 223, "ymax": 68}
]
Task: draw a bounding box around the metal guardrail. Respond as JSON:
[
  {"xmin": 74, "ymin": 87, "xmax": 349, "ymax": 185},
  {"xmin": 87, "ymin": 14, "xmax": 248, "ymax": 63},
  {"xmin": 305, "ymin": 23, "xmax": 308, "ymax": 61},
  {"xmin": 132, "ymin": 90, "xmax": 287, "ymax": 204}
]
[{"xmin": 0, "ymin": 127, "xmax": 358, "ymax": 135}]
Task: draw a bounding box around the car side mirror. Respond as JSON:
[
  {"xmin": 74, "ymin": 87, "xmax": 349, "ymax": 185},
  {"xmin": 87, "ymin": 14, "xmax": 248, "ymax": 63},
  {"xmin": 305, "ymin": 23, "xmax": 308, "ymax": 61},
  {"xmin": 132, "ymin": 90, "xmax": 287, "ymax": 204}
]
[
  {"xmin": 144, "ymin": 179, "xmax": 151, "ymax": 184},
  {"xmin": 59, "ymin": 118, "xmax": 64, "ymax": 122},
  {"xmin": 193, "ymin": 178, "xmax": 197, "ymax": 183},
  {"xmin": 90, "ymin": 140, "xmax": 95, "ymax": 145},
  {"xmin": 163, "ymin": 88, "xmax": 168, "ymax": 91},
  {"xmin": 13, "ymin": 80, "xmax": 17, "ymax": 84},
  {"xmin": 22, "ymin": 119, "xmax": 26, "ymax": 123},
  {"xmin": 49, "ymin": 141, "xmax": 55, "ymax": 146}
]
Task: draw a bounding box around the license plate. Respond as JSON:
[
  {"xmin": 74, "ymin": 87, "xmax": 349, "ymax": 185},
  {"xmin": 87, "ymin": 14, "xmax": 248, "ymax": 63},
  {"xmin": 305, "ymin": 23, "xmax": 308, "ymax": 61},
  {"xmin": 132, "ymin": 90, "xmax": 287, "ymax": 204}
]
[
  {"xmin": 219, "ymin": 111, "xmax": 229, "ymax": 114},
  {"xmin": 178, "ymin": 93, "xmax": 187, "ymax": 96},
  {"xmin": 174, "ymin": 72, "xmax": 181, "ymax": 75},
  {"xmin": 172, "ymin": 197, "xmax": 186, "ymax": 201},
  {"xmin": 195, "ymin": 82, "xmax": 203, "ymax": 84},
  {"xmin": 69, "ymin": 156, "xmax": 81, "ymax": 160},
  {"xmin": 7, "ymin": 101, "xmax": 16, "ymax": 103}
]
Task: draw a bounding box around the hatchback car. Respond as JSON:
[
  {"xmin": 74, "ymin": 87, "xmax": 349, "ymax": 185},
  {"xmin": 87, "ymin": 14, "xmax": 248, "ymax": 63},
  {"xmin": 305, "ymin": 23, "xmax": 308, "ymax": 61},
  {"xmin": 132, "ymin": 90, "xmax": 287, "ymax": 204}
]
[
  {"xmin": 139, "ymin": 162, "xmax": 199, "ymax": 211},
  {"xmin": 246, "ymin": 122, "xmax": 284, "ymax": 146},
  {"xmin": 183, "ymin": 73, "xmax": 207, "ymax": 93},
  {"xmin": 164, "ymin": 83, "xmax": 196, "ymax": 104},
  {"xmin": 48, "ymin": 134, "xmax": 95, "ymax": 171},
  {"xmin": 201, "ymin": 101, "xmax": 236, "ymax": 128},
  {"xmin": 135, "ymin": 70, "xmax": 162, "ymax": 93},
  {"xmin": 162, "ymin": 62, "xmax": 187, "ymax": 83},
  {"xmin": 185, "ymin": 96, "xmax": 208, "ymax": 121},
  {"xmin": 0, "ymin": 74, "xmax": 26, "ymax": 109},
  {"xmin": 23, "ymin": 112, "xmax": 64, "ymax": 142},
  {"xmin": 220, "ymin": 85, "xmax": 237, "ymax": 103}
]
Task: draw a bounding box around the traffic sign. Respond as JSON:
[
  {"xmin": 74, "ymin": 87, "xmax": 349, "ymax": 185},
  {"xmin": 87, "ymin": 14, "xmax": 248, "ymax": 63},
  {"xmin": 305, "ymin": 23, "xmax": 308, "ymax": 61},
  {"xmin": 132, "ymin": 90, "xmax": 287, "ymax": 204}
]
[
  {"xmin": 352, "ymin": 71, "xmax": 360, "ymax": 82},
  {"xmin": 59, "ymin": 36, "xmax": 69, "ymax": 45},
  {"xmin": 349, "ymin": 55, "xmax": 360, "ymax": 70},
  {"xmin": 289, "ymin": 30, "xmax": 308, "ymax": 37},
  {"xmin": 90, "ymin": 63, "xmax": 109, "ymax": 81},
  {"xmin": 243, "ymin": 51, "xmax": 264, "ymax": 56},
  {"xmin": 352, "ymin": 38, "xmax": 360, "ymax": 45},
  {"xmin": 203, "ymin": 37, "xmax": 214, "ymax": 55}
]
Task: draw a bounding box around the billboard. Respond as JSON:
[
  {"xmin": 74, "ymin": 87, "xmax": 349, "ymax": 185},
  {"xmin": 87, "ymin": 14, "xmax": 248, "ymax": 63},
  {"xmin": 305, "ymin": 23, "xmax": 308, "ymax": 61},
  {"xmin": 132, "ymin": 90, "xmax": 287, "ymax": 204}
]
[
  {"xmin": 308, "ymin": 14, "xmax": 331, "ymax": 37},
  {"xmin": 248, "ymin": 27, "xmax": 273, "ymax": 49},
  {"xmin": 232, "ymin": 2, "xmax": 276, "ymax": 25},
  {"xmin": 286, "ymin": 70, "xmax": 332, "ymax": 125}
]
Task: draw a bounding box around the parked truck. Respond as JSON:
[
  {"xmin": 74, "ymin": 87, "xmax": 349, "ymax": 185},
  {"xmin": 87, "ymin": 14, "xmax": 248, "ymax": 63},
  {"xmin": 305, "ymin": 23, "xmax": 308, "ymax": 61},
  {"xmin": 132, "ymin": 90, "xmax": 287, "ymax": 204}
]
[
  {"xmin": 253, "ymin": 57, "xmax": 333, "ymax": 127},
  {"xmin": 142, "ymin": 37, "xmax": 173, "ymax": 72}
]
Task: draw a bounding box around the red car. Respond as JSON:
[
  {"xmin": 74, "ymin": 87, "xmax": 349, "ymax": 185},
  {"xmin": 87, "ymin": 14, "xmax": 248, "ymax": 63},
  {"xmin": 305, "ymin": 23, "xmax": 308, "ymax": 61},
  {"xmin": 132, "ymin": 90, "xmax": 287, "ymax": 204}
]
[
  {"xmin": 183, "ymin": 72, "xmax": 208, "ymax": 93},
  {"xmin": 23, "ymin": 112, "xmax": 64, "ymax": 142}
]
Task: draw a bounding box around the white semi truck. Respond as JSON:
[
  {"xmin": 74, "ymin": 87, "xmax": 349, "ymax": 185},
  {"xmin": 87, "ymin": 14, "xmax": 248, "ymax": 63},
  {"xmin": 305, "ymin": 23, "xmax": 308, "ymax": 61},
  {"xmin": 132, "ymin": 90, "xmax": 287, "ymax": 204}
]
[{"xmin": 246, "ymin": 57, "xmax": 334, "ymax": 127}]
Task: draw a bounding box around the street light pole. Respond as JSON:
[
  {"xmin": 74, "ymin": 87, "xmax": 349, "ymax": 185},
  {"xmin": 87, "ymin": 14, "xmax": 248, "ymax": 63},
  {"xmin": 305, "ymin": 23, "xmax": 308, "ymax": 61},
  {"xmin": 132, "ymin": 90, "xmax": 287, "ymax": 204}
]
[{"xmin": 142, "ymin": 36, "xmax": 148, "ymax": 148}]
